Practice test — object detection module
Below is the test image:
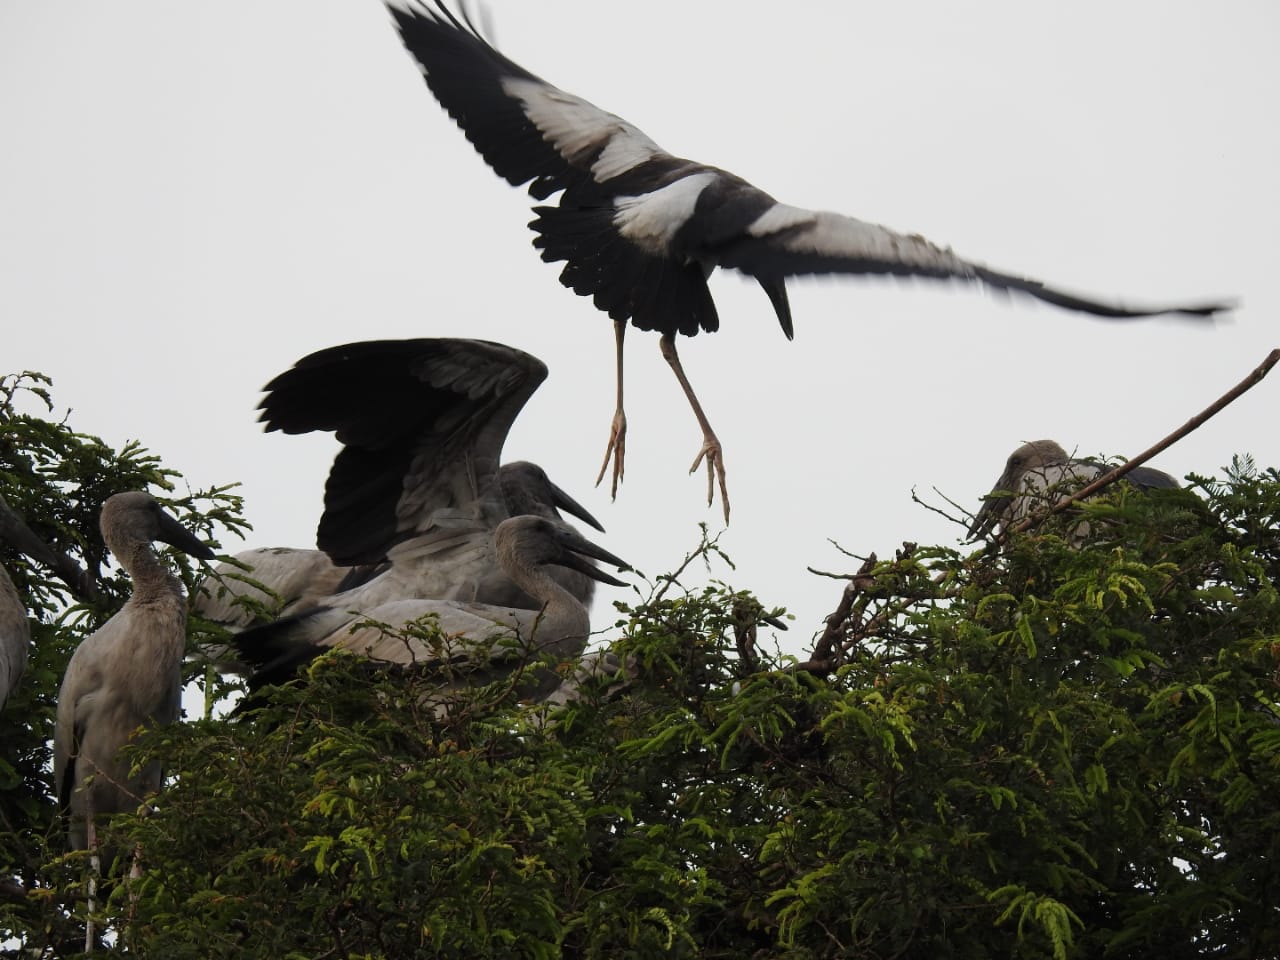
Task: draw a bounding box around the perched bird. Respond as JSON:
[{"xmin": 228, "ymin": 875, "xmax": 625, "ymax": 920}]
[
  {"xmin": 214, "ymin": 339, "xmax": 608, "ymax": 671},
  {"xmin": 54, "ymin": 491, "xmax": 214, "ymax": 851},
  {"xmin": 234, "ymin": 514, "xmax": 629, "ymax": 709},
  {"xmin": 967, "ymin": 439, "xmax": 1181, "ymax": 541},
  {"xmin": 194, "ymin": 545, "xmax": 366, "ymax": 632},
  {"xmin": 195, "ymin": 461, "xmax": 598, "ymax": 633},
  {"xmin": 0, "ymin": 494, "xmax": 96, "ymax": 711},
  {"xmin": 385, "ymin": 3, "xmax": 1232, "ymax": 522}
]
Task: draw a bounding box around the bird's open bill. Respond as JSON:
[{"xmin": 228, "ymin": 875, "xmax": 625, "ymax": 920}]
[{"xmin": 555, "ymin": 530, "xmax": 630, "ymax": 589}]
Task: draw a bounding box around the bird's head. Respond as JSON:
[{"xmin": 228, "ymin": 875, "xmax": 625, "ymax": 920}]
[
  {"xmin": 967, "ymin": 439, "xmax": 1070, "ymax": 540},
  {"xmin": 499, "ymin": 461, "xmax": 605, "ymax": 532},
  {"xmin": 100, "ymin": 491, "xmax": 217, "ymax": 562},
  {"xmin": 495, "ymin": 515, "xmax": 629, "ymax": 587}
]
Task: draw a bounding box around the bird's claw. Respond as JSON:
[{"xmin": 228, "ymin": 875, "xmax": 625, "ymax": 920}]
[
  {"xmin": 689, "ymin": 438, "xmax": 730, "ymax": 525},
  {"xmin": 594, "ymin": 409, "xmax": 627, "ymax": 500}
]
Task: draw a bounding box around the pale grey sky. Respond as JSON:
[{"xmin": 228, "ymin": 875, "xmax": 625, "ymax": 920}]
[{"xmin": 4, "ymin": 2, "xmax": 1277, "ymax": 653}]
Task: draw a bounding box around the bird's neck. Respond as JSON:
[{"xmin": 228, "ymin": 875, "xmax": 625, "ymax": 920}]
[
  {"xmin": 118, "ymin": 541, "xmax": 182, "ymax": 605},
  {"xmin": 507, "ymin": 557, "xmax": 576, "ymax": 613},
  {"xmin": 506, "ymin": 557, "xmax": 590, "ymax": 650}
]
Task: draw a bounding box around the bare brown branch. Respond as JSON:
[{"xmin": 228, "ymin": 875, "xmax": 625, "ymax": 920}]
[
  {"xmin": 807, "ymin": 554, "xmax": 877, "ymax": 668},
  {"xmin": 1011, "ymin": 347, "xmax": 1280, "ymax": 536}
]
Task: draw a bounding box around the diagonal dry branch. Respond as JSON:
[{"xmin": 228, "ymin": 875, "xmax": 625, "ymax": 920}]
[{"xmin": 1010, "ymin": 347, "xmax": 1280, "ymax": 536}]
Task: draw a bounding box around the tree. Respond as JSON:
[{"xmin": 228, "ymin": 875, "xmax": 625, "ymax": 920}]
[
  {"xmin": 2, "ymin": 371, "xmax": 1278, "ymax": 957},
  {"xmin": 0, "ymin": 372, "xmax": 246, "ymax": 953}
]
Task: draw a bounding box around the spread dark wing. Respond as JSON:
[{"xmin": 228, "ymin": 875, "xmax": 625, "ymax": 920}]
[
  {"xmin": 260, "ymin": 338, "xmax": 547, "ymax": 565},
  {"xmin": 387, "ymin": 2, "xmax": 670, "ymax": 199},
  {"xmin": 713, "ymin": 204, "xmax": 1230, "ymax": 319}
]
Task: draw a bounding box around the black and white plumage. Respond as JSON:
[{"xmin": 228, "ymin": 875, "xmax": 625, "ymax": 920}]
[
  {"xmin": 385, "ymin": 2, "xmax": 1232, "ymax": 522},
  {"xmin": 967, "ymin": 439, "xmax": 1181, "ymax": 541},
  {"xmin": 53, "ymin": 492, "xmax": 214, "ymax": 851},
  {"xmin": 217, "ymin": 339, "xmax": 614, "ymax": 670}
]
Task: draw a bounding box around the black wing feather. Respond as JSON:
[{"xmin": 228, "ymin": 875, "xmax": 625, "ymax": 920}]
[
  {"xmin": 389, "ymin": 3, "xmax": 590, "ymax": 200},
  {"xmin": 260, "ymin": 339, "xmax": 547, "ymax": 566}
]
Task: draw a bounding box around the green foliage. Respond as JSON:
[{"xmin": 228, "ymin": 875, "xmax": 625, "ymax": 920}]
[
  {"xmin": 3, "ymin": 372, "xmax": 1279, "ymax": 957},
  {"xmin": 0, "ymin": 372, "xmax": 247, "ymax": 953}
]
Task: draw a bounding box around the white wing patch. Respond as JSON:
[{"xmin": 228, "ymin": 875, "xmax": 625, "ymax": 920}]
[
  {"xmin": 752, "ymin": 206, "xmax": 975, "ymax": 273},
  {"xmin": 503, "ymin": 77, "xmax": 665, "ymax": 182},
  {"xmin": 745, "ymin": 203, "xmax": 815, "ymax": 237},
  {"xmin": 613, "ymin": 171, "xmax": 717, "ymax": 254}
]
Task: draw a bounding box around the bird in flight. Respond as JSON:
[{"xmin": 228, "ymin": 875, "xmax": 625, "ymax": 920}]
[{"xmin": 386, "ymin": 2, "xmax": 1232, "ymax": 523}]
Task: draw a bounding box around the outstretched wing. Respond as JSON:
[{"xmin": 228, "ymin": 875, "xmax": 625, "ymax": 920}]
[
  {"xmin": 713, "ymin": 203, "xmax": 1231, "ymax": 320},
  {"xmin": 260, "ymin": 338, "xmax": 548, "ymax": 565},
  {"xmin": 388, "ymin": 3, "xmax": 1233, "ymax": 331},
  {"xmin": 387, "ymin": 2, "xmax": 669, "ymax": 199}
]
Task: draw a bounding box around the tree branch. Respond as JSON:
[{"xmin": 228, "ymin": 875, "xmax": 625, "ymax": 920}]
[{"xmin": 1012, "ymin": 347, "xmax": 1280, "ymax": 535}]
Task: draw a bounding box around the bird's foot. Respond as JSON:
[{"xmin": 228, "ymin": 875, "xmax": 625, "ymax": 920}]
[
  {"xmin": 689, "ymin": 437, "xmax": 730, "ymax": 525},
  {"xmin": 594, "ymin": 409, "xmax": 627, "ymax": 499}
]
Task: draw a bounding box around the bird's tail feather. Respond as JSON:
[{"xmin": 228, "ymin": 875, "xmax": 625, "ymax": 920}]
[{"xmin": 532, "ymin": 204, "xmax": 718, "ymax": 336}]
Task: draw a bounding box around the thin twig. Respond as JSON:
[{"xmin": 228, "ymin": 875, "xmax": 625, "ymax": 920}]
[
  {"xmin": 911, "ymin": 485, "xmax": 971, "ymax": 527},
  {"xmin": 652, "ymin": 526, "xmax": 719, "ymax": 605}
]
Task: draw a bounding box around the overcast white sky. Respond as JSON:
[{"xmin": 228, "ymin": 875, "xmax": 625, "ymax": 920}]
[{"xmin": 3, "ymin": 2, "xmax": 1277, "ymax": 656}]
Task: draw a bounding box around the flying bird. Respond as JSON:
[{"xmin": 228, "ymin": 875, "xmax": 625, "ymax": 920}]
[
  {"xmin": 386, "ymin": 2, "xmax": 1232, "ymax": 522},
  {"xmin": 54, "ymin": 492, "xmax": 214, "ymax": 853},
  {"xmin": 234, "ymin": 514, "xmax": 629, "ymax": 710},
  {"xmin": 967, "ymin": 439, "xmax": 1181, "ymax": 541},
  {"xmin": 214, "ymin": 339, "xmax": 611, "ymax": 670}
]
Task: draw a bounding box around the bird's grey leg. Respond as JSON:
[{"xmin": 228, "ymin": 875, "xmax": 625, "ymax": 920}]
[
  {"xmin": 658, "ymin": 333, "xmax": 730, "ymax": 524},
  {"xmin": 85, "ymin": 808, "xmax": 98, "ymax": 953},
  {"xmin": 594, "ymin": 318, "xmax": 628, "ymax": 498}
]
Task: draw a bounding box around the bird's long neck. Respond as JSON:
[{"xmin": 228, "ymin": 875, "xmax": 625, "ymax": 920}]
[
  {"xmin": 116, "ymin": 540, "xmax": 182, "ymax": 607},
  {"xmin": 502, "ymin": 550, "xmax": 590, "ymax": 653}
]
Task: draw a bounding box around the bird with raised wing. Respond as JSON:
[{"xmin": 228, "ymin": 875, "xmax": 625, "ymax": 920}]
[
  {"xmin": 214, "ymin": 339, "xmax": 609, "ymax": 671},
  {"xmin": 385, "ymin": 2, "xmax": 1232, "ymax": 522},
  {"xmin": 967, "ymin": 439, "xmax": 1181, "ymax": 541},
  {"xmin": 54, "ymin": 491, "xmax": 214, "ymax": 852},
  {"xmin": 234, "ymin": 514, "xmax": 629, "ymax": 709}
]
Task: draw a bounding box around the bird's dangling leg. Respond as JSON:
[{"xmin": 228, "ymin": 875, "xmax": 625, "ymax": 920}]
[
  {"xmin": 659, "ymin": 333, "xmax": 730, "ymax": 524},
  {"xmin": 594, "ymin": 318, "xmax": 628, "ymax": 498}
]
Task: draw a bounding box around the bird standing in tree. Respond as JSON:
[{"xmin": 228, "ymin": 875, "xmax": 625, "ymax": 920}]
[{"xmin": 55, "ymin": 492, "xmax": 213, "ymax": 852}]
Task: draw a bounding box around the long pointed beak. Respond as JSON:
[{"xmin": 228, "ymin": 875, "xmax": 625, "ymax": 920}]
[
  {"xmin": 550, "ymin": 480, "xmax": 605, "ymax": 532},
  {"xmin": 156, "ymin": 511, "xmax": 217, "ymax": 562},
  {"xmin": 967, "ymin": 469, "xmax": 1017, "ymax": 540},
  {"xmin": 558, "ymin": 533, "xmax": 630, "ymax": 588}
]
